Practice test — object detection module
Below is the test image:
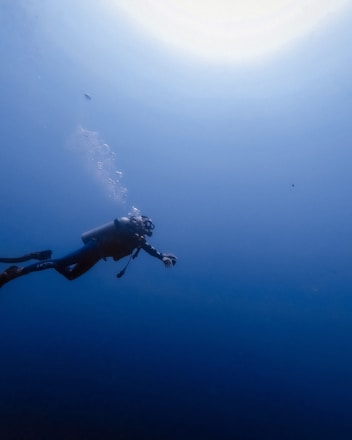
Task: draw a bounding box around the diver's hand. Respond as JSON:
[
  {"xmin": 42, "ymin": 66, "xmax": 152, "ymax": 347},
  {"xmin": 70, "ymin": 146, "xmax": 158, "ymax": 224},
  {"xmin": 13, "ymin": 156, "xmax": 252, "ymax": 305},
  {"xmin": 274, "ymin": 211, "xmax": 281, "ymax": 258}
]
[{"xmin": 162, "ymin": 254, "xmax": 177, "ymax": 268}]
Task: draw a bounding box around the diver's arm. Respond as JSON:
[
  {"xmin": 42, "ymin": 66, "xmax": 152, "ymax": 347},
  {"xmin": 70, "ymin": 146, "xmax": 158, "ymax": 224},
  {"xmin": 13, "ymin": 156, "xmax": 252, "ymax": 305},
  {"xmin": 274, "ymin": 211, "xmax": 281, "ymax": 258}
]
[
  {"xmin": 142, "ymin": 242, "xmax": 177, "ymax": 268},
  {"xmin": 142, "ymin": 242, "xmax": 164, "ymax": 259}
]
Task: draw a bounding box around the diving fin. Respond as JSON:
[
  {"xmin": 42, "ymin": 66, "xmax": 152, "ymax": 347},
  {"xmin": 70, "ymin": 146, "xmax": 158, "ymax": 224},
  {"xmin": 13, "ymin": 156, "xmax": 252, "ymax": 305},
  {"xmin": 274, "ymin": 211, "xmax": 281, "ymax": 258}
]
[
  {"xmin": 0, "ymin": 250, "xmax": 52, "ymax": 263},
  {"xmin": 0, "ymin": 265, "xmax": 23, "ymax": 288},
  {"xmin": 28, "ymin": 250, "xmax": 52, "ymax": 261}
]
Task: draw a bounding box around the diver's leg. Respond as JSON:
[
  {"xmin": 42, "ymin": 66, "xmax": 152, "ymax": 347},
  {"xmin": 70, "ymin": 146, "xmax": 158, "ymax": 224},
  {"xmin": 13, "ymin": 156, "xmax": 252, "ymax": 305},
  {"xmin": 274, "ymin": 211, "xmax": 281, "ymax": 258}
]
[
  {"xmin": 53, "ymin": 242, "xmax": 100, "ymax": 280},
  {"xmin": 55, "ymin": 258, "xmax": 99, "ymax": 280},
  {"xmin": 0, "ymin": 260, "xmax": 62, "ymax": 288},
  {"xmin": 0, "ymin": 243, "xmax": 99, "ymax": 287}
]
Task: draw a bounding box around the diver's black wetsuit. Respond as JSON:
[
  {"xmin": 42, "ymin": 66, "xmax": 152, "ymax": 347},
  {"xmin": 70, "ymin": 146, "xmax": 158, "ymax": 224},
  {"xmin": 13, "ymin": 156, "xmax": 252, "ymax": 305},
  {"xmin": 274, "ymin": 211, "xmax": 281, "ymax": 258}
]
[
  {"xmin": 0, "ymin": 216, "xmax": 176, "ymax": 288},
  {"xmin": 16, "ymin": 236, "xmax": 164, "ymax": 280}
]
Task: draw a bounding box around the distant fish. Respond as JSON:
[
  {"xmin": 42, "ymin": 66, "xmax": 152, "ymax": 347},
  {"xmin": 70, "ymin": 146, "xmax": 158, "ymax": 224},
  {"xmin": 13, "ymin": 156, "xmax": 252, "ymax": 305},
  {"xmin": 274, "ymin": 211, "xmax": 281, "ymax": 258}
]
[
  {"xmin": 292, "ymin": 183, "xmax": 295, "ymax": 187},
  {"xmin": 84, "ymin": 93, "xmax": 92, "ymax": 100}
]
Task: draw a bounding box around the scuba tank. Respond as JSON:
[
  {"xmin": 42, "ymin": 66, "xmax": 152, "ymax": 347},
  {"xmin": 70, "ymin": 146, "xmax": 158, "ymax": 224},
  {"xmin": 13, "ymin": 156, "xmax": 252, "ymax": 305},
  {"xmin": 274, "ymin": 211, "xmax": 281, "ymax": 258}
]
[{"xmin": 81, "ymin": 217, "xmax": 129, "ymax": 244}]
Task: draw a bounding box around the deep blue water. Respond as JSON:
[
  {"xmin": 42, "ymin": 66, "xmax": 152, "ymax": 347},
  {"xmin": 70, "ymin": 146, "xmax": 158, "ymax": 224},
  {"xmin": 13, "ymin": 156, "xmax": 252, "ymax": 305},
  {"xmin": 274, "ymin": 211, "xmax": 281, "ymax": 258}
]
[{"xmin": 1, "ymin": 1, "xmax": 352, "ymax": 439}]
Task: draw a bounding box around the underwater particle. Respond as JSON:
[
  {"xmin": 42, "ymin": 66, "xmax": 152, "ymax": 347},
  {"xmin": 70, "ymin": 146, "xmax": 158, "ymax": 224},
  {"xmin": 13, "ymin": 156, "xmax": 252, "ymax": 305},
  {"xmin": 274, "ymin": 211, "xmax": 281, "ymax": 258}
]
[{"xmin": 84, "ymin": 93, "xmax": 92, "ymax": 100}]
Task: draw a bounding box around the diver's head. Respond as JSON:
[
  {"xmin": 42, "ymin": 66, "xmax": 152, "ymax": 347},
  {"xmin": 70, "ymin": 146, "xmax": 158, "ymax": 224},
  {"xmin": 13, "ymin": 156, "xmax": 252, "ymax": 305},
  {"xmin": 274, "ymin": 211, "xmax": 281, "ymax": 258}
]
[{"xmin": 129, "ymin": 215, "xmax": 155, "ymax": 237}]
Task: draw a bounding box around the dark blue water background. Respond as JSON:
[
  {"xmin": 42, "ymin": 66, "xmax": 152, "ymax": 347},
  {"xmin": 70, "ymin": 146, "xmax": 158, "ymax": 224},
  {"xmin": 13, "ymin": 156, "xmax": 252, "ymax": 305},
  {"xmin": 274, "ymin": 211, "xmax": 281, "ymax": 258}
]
[{"xmin": 1, "ymin": 2, "xmax": 352, "ymax": 438}]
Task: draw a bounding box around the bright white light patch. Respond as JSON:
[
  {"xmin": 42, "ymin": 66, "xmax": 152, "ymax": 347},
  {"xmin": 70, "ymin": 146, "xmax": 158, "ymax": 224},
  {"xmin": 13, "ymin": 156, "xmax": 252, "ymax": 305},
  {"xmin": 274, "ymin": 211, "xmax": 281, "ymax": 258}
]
[{"xmin": 108, "ymin": 0, "xmax": 349, "ymax": 63}]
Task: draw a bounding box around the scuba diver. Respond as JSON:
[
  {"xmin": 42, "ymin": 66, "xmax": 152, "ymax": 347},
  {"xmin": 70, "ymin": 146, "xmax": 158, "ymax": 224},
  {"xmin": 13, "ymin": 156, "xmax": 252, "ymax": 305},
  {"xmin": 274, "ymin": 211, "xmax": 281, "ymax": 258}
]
[{"xmin": 0, "ymin": 215, "xmax": 177, "ymax": 288}]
